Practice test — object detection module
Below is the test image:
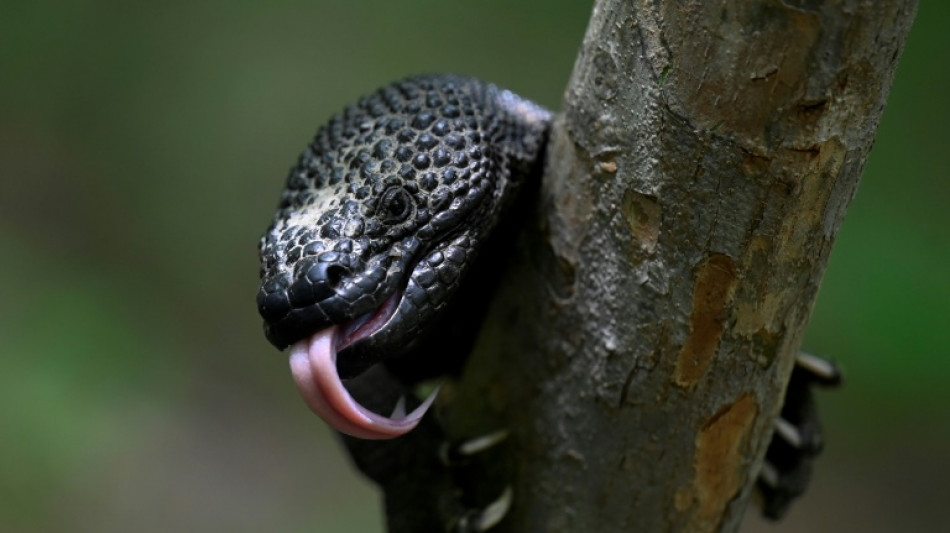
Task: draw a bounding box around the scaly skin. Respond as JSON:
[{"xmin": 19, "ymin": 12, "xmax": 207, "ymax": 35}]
[
  {"xmin": 257, "ymin": 75, "xmax": 550, "ymax": 372},
  {"xmin": 256, "ymin": 74, "xmax": 837, "ymax": 529}
]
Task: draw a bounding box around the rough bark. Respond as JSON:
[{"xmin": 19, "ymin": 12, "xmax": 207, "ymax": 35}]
[{"xmin": 430, "ymin": 1, "xmax": 917, "ymax": 532}]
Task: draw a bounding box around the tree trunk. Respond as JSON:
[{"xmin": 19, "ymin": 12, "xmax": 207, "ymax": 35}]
[{"xmin": 431, "ymin": 1, "xmax": 917, "ymax": 532}]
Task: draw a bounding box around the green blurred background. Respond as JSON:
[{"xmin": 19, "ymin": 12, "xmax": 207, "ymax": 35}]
[{"xmin": 0, "ymin": 1, "xmax": 945, "ymax": 532}]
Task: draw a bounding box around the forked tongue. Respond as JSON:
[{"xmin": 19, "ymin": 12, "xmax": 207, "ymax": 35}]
[{"xmin": 289, "ymin": 327, "xmax": 439, "ymax": 440}]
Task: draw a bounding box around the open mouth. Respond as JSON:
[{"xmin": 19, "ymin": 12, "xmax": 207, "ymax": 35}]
[{"xmin": 288, "ymin": 291, "xmax": 440, "ymax": 439}]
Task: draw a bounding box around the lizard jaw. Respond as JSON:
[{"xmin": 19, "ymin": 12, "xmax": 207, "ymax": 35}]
[{"xmin": 288, "ymin": 295, "xmax": 439, "ymax": 439}]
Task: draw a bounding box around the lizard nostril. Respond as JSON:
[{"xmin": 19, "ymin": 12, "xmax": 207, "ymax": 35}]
[
  {"xmin": 299, "ymin": 261, "xmax": 353, "ymax": 301},
  {"xmin": 325, "ymin": 264, "xmax": 349, "ymax": 288}
]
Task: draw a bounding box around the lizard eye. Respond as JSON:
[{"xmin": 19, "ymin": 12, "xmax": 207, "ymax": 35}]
[{"xmin": 377, "ymin": 186, "xmax": 413, "ymax": 224}]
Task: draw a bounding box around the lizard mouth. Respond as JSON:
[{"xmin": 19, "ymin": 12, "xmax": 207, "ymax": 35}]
[{"xmin": 288, "ymin": 291, "xmax": 440, "ymax": 439}]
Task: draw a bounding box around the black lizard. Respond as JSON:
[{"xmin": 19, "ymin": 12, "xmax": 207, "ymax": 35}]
[{"xmin": 256, "ymin": 74, "xmax": 840, "ymax": 530}]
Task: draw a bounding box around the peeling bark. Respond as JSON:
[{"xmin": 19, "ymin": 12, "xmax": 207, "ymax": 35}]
[{"xmin": 412, "ymin": 1, "xmax": 917, "ymax": 532}]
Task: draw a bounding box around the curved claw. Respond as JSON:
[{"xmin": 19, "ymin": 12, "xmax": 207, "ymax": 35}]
[
  {"xmin": 452, "ymin": 486, "xmax": 513, "ymax": 533},
  {"xmin": 758, "ymin": 461, "xmax": 780, "ymax": 489},
  {"xmin": 774, "ymin": 417, "xmax": 822, "ymax": 453},
  {"xmin": 795, "ymin": 351, "xmax": 843, "ymax": 387},
  {"xmin": 441, "ymin": 430, "xmax": 510, "ymax": 465}
]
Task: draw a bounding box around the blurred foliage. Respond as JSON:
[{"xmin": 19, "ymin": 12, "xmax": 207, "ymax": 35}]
[{"xmin": 0, "ymin": 1, "xmax": 945, "ymax": 532}]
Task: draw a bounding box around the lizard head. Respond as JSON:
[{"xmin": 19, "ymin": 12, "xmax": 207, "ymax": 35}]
[{"xmin": 256, "ymin": 75, "xmax": 549, "ymax": 439}]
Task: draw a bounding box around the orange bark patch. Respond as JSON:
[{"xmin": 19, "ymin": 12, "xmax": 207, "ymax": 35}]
[
  {"xmin": 674, "ymin": 254, "xmax": 738, "ymax": 387},
  {"xmin": 775, "ymin": 138, "xmax": 845, "ymax": 260},
  {"xmin": 597, "ymin": 160, "xmax": 618, "ymax": 174},
  {"xmin": 689, "ymin": 393, "xmax": 759, "ymax": 532},
  {"xmin": 622, "ymin": 189, "xmax": 660, "ymax": 256}
]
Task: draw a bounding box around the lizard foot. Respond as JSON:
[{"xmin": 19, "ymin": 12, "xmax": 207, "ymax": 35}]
[{"xmin": 757, "ymin": 351, "xmax": 843, "ymax": 519}]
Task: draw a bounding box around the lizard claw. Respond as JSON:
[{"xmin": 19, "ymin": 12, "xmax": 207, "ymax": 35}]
[
  {"xmin": 794, "ymin": 351, "xmax": 844, "ymax": 386},
  {"xmin": 441, "ymin": 429, "xmax": 510, "ymax": 465},
  {"xmin": 452, "ymin": 486, "xmax": 513, "ymax": 532}
]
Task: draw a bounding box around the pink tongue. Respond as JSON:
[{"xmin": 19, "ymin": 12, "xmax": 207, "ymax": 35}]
[{"xmin": 288, "ymin": 327, "xmax": 439, "ymax": 440}]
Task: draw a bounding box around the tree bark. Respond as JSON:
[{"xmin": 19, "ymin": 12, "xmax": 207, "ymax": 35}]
[{"xmin": 431, "ymin": 1, "xmax": 917, "ymax": 532}]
